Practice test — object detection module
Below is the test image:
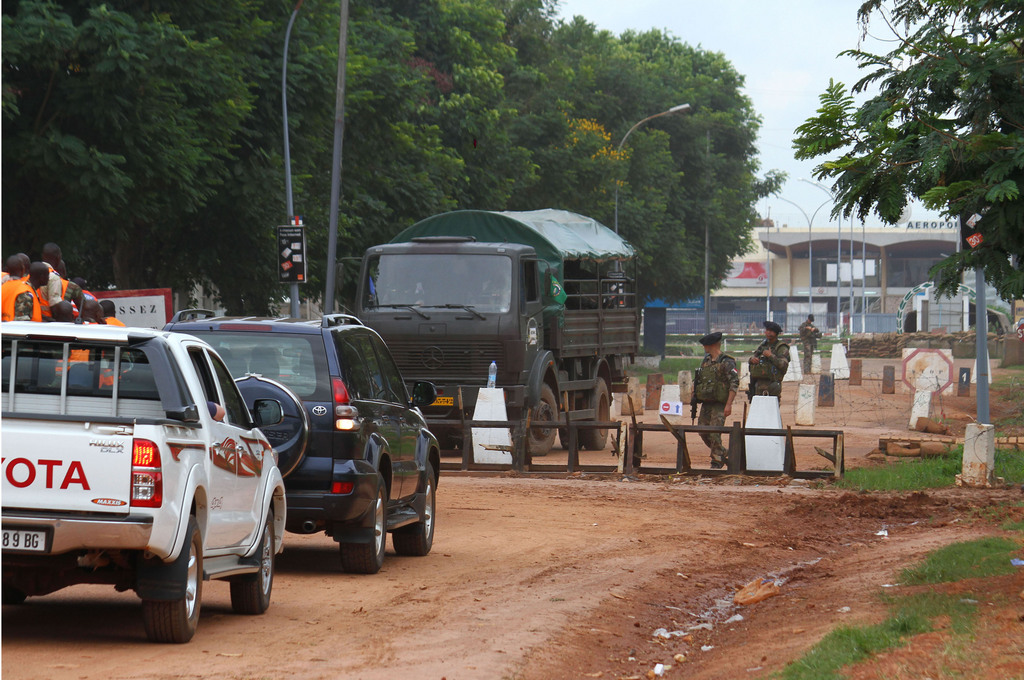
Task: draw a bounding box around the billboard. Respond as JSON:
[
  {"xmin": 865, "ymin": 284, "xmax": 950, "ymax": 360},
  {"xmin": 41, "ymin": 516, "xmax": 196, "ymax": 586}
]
[{"xmin": 722, "ymin": 261, "xmax": 767, "ymax": 288}]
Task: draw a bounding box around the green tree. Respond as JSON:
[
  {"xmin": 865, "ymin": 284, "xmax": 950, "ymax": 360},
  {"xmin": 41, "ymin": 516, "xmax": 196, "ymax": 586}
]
[
  {"xmin": 506, "ymin": 17, "xmax": 776, "ymax": 303},
  {"xmin": 2, "ymin": 1, "xmax": 257, "ymax": 291},
  {"xmin": 793, "ymin": 0, "xmax": 1024, "ymax": 300}
]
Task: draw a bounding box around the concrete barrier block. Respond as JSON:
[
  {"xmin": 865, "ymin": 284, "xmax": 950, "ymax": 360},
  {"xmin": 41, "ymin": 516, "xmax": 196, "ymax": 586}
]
[
  {"xmin": 958, "ymin": 423, "xmax": 996, "ymax": 487},
  {"xmin": 745, "ymin": 396, "xmax": 784, "ymax": 472},
  {"xmin": 957, "ymin": 368, "xmax": 971, "ymax": 397},
  {"xmin": 795, "ymin": 383, "xmax": 816, "ymax": 426},
  {"xmin": 811, "ymin": 352, "xmax": 822, "ymax": 375},
  {"xmin": 882, "ymin": 365, "xmax": 896, "ymax": 394},
  {"xmin": 784, "ymin": 350, "xmax": 803, "ymax": 382},
  {"xmin": 622, "ymin": 377, "xmax": 644, "ymax": 415},
  {"xmin": 645, "ymin": 373, "xmax": 665, "ymax": 410},
  {"xmin": 738, "ymin": 362, "xmax": 750, "ymax": 391},
  {"xmin": 677, "ymin": 370, "xmax": 694, "ymax": 403},
  {"xmin": 849, "ymin": 359, "xmax": 862, "ymax": 385},
  {"xmin": 909, "ymin": 390, "xmax": 932, "ymax": 429},
  {"xmin": 830, "ymin": 344, "xmax": 850, "ymax": 380},
  {"xmin": 818, "ymin": 374, "xmax": 835, "ymax": 407}
]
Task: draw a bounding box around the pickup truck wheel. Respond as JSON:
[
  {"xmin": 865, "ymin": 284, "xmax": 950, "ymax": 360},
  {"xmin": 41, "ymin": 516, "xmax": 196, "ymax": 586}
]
[
  {"xmin": 229, "ymin": 511, "xmax": 275, "ymax": 615},
  {"xmin": 339, "ymin": 475, "xmax": 387, "ymax": 574},
  {"xmin": 580, "ymin": 380, "xmax": 610, "ymax": 451},
  {"xmin": 393, "ymin": 461, "xmax": 436, "ymax": 557},
  {"xmin": 527, "ymin": 384, "xmax": 558, "ymax": 457},
  {"xmin": 142, "ymin": 516, "xmax": 202, "ymax": 643},
  {"xmin": 2, "ymin": 585, "xmax": 27, "ymax": 605}
]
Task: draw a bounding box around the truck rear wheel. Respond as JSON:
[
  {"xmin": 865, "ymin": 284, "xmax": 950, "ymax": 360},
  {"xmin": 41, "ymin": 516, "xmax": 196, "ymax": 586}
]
[
  {"xmin": 528, "ymin": 384, "xmax": 558, "ymax": 456},
  {"xmin": 230, "ymin": 510, "xmax": 275, "ymax": 615},
  {"xmin": 580, "ymin": 379, "xmax": 610, "ymax": 451},
  {"xmin": 142, "ymin": 516, "xmax": 202, "ymax": 643}
]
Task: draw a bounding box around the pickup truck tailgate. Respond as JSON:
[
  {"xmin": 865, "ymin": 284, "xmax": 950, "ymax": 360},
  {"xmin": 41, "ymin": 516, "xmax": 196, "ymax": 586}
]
[{"xmin": 1, "ymin": 419, "xmax": 134, "ymax": 515}]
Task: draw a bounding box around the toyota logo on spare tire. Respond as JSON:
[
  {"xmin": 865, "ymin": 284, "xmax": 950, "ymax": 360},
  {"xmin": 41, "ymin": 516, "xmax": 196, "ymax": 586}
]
[
  {"xmin": 311, "ymin": 405, "xmax": 328, "ymax": 416},
  {"xmin": 423, "ymin": 346, "xmax": 444, "ymax": 370}
]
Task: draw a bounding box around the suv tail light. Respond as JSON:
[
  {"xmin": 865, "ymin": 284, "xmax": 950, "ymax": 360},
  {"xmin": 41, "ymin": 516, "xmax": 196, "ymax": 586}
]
[
  {"xmin": 332, "ymin": 377, "xmax": 350, "ymax": 405},
  {"xmin": 332, "ymin": 377, "xmax": 358, "ymax": 430},
  {"xmin": 130, "ymin": 438, "xmax": 163, "ymax": 508}
]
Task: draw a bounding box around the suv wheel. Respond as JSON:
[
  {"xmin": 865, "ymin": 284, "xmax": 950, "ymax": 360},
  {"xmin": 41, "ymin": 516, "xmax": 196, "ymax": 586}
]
[
  {"xmin": 339, "ymin": 474, "xmax": 387, "ymax": 574},
  {"xmin": 393, "ymin": 461, "xmax": 435, "ymax": 557}
]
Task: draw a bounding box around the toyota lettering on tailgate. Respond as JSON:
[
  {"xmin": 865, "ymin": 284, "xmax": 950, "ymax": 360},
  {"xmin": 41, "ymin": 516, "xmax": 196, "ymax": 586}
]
[{"xmin": 2, "ymin": 458, "xmax": 90, "ymax": 490}]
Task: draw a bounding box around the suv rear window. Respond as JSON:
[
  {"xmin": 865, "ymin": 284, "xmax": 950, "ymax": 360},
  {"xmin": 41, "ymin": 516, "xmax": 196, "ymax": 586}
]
[{"xmin": 185, "ymin": 331, "xmax": 330, "ymax": 401}]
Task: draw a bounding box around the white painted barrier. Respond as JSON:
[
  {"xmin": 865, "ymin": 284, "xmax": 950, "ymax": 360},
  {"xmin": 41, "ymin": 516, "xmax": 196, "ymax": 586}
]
[
  {"xmin": 830, "ymin": 343, "xmax": 850, "ymax": 380},
  {"xmin": 472, "ymin": 387, "xmax": 512, "ymax": 464},
  {"xmin": 744, "ymin": 395, "xmax": 784, "ymax": 472},
  {"xmin": 795, "ymin": 383, "xmax": 816, "ymax": 426}
]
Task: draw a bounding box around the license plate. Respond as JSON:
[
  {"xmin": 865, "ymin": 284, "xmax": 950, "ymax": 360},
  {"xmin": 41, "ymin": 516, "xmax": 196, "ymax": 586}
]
[
  {"xmin": 432, "ymin": 396, "xmax": 454, "ymax": 407},
  {"xmin": 2, "ymin": 527, "xmax": 48, "ymax": 553}
]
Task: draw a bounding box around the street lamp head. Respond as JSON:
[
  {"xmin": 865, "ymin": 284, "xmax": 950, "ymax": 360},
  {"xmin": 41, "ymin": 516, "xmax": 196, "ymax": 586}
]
[{"xmin": 669, "ymin": 103, "xmax": 691, "ymax": 113}]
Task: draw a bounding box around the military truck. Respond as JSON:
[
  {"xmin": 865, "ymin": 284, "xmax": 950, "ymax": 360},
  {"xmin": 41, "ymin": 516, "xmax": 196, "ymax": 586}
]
[{"xmin": 355, "ymin": 209, "xmax": 639, "ymax": 456}]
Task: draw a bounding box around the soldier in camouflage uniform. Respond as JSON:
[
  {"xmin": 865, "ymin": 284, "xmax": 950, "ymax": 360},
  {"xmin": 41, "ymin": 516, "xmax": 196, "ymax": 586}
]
[
  {"xmin": 797, "ymin": 314, "xmax": 821, "ymax": 374},
  {"xmin": 748, "ymin": 320, "xmax": 790, "ymax": 398},
  {"xmin": 693, "ymin": 332, "xmax": 739, "ymax": 469}
]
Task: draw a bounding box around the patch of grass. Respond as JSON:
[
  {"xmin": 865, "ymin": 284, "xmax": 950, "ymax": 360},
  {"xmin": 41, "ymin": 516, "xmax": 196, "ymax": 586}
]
[
  {"xmin": 899, "ymin": 537, "xmax": 1021, "ymax": 585},
  {"xmin": 838, "ymin": 446, "xmax": 1024, "ymax": 491},
  {"xmin": 838, "ymin": 452, "xmax": 963, "ymax": 491},
  {"xmin": 776, "ymin": 592, "xmax": 978, "ymax": 680},
  {"xmin": 775, "ymin": 538, "xmax": 1004, "ymax": 680}
]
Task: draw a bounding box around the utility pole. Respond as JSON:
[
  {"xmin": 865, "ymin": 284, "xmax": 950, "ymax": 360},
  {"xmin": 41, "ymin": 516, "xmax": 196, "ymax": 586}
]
[{"xmin": 323, "ymin": 0, "xmax": 350, "ymax": 314}]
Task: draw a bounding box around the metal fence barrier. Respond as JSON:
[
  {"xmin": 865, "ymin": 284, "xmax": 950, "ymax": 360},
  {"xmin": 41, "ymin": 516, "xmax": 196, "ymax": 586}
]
[{"xmin": 433, "ymin": 415, "xmax": 843, "ymax": 479}]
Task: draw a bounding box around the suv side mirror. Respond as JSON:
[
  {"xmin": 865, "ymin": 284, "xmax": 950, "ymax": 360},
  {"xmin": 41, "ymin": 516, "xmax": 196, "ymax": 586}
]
[
  {"xmin": 410, "ymin": 381, "xmax": 437, "ymax": 408},
  {"xmin": 252, "ymin": 398, "xmax": 284, "ymax": 427}
]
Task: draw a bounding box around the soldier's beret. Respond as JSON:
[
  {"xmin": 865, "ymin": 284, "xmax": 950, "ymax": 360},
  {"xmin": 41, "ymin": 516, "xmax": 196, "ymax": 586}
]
[
  {"xmin": 699, "ymin": 331, "xmax": 723, "ymax": 346},
  {"xmin": 764, "ymin": 320, "xmax": 783, "ymax": 333}
]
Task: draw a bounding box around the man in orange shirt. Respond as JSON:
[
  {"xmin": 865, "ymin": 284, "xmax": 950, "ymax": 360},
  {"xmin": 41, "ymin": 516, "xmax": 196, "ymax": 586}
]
[{"xmin": 99, "ymin": 299, "xmax": 127, "ymax": 326}]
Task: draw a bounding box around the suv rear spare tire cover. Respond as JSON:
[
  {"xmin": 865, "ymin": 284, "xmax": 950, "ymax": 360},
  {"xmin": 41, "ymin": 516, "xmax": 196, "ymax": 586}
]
[{"xmin": 235, "ymin": 375, "xmax": 309, "ymax": 478}]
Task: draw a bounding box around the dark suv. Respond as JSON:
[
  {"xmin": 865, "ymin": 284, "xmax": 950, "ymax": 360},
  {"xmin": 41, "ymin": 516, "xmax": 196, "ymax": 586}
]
[{"xmin": 165, "ymin": 312, "xmax": 440, "ymax": 574}]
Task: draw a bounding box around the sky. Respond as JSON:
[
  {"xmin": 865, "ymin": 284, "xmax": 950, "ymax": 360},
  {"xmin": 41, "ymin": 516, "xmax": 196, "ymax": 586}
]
[{"xmin": 554, "ymin": 0, "xmax": 948, "ymax": 231}]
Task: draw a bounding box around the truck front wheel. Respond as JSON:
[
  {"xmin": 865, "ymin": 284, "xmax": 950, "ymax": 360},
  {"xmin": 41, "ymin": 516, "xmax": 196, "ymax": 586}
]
[
  {"xmin": 142, "ymin": 516, "xmax": 202, "ymax": 643},
  {"xmin": 580, "ymin": 379, "xmax": 610, "ymax": 451},
  {"xmin": 528, "ymin": 384, "xmax": 558, "ymax": 456}
]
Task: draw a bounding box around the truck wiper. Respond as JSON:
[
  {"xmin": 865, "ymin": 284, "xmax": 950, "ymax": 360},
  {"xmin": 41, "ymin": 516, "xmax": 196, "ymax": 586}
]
[
  {"xmin": 433, "ymin": 304, "xmax": 486, "ymax": 320},
  {"xmin": 379, "ymin": 304, "xmax": 430, "ymax": 319}
]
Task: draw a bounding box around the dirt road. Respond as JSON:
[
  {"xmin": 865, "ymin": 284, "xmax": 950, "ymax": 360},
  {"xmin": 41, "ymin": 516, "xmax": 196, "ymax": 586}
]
[
  {"xmin": 3, "ymin": 363, "xmax": 1021, "ymax": 679},
  {"xmin": 3, "ymin": 476, "xmax": 1020, "ymax": 680}
]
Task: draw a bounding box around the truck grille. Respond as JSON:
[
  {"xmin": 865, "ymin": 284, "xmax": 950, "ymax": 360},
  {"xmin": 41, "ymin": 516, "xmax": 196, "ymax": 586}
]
[{"xmin": 385, "ymin": 340, "xmax": 503, "ymax": 381}]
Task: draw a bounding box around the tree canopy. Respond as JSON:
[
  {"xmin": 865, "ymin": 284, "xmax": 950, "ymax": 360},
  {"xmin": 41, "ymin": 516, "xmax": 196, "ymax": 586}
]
[
  {"xmin": 3, "ymin": 0, "xmax": 776, "ymax": 310},
  {"xmin": 793, "ymin": 0, "xmax": 1024, "ymax": 301}
]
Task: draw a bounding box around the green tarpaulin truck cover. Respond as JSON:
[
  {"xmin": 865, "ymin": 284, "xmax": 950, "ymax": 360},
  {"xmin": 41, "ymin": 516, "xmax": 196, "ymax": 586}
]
[{"xmin": 389, "ymin": 209, "xmax": 634, "ymax": 270}]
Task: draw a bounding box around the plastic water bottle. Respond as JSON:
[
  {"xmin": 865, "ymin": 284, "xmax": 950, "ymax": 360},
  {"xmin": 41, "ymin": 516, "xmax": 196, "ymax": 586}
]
[{"xmin": 487, "ymin": 361, "xmax": 497, "ymax": 388}]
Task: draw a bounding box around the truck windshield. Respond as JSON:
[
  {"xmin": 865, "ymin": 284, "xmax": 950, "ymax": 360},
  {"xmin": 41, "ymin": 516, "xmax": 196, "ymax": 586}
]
[{"xmin": 364, "ymin": 254, "xmax": 513, "ymax": 314}]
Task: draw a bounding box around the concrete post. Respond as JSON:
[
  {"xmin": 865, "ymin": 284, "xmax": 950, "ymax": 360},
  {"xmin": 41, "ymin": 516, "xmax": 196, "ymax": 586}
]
[{"xmin": 957, "ymin": 423, "xmax": 996, "ymax": 488}]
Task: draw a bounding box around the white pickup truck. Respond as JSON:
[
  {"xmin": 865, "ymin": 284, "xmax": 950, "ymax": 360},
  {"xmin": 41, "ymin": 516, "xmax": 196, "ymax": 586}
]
[{"xmin": 1, "ymin": 322, "xmax": 287, "ymax": 643}]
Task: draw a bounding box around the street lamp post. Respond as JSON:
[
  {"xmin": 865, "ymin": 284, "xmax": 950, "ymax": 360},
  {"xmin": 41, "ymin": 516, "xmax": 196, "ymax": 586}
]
[
  {"xmin": 800, "ymin": 179, "xmax": 839, "ymax": 332},
  {"xmin": 777, "ymin": 196, "xmax": 830, "ymax": 321},
  {"xmin": 613, "ymin": 103, "xmax": 691, "ymax": 235}
]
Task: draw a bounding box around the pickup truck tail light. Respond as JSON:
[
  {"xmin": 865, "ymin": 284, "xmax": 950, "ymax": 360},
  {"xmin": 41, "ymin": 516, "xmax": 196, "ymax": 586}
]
[{"xmin": 130, "ymin": 438, "xmax": 163, "ymax": 508}]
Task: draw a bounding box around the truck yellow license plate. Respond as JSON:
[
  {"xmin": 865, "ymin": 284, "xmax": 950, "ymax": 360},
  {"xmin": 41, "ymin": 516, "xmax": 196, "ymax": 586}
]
[{"xmin": 432, "ymin": 396, "xmax": 454, "ymax": 406}]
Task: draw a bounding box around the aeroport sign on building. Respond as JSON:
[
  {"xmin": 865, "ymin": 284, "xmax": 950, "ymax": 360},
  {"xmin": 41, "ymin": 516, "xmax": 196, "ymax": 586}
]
[{"xmin": 903, "ymin": 220, "xmax": 958, "ymax": 230}]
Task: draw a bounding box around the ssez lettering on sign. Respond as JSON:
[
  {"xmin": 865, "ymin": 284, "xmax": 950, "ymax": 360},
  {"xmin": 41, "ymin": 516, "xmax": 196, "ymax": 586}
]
[{"xmin": 118, "ymin": 304, "xmax": 159, "ymax": 315}]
